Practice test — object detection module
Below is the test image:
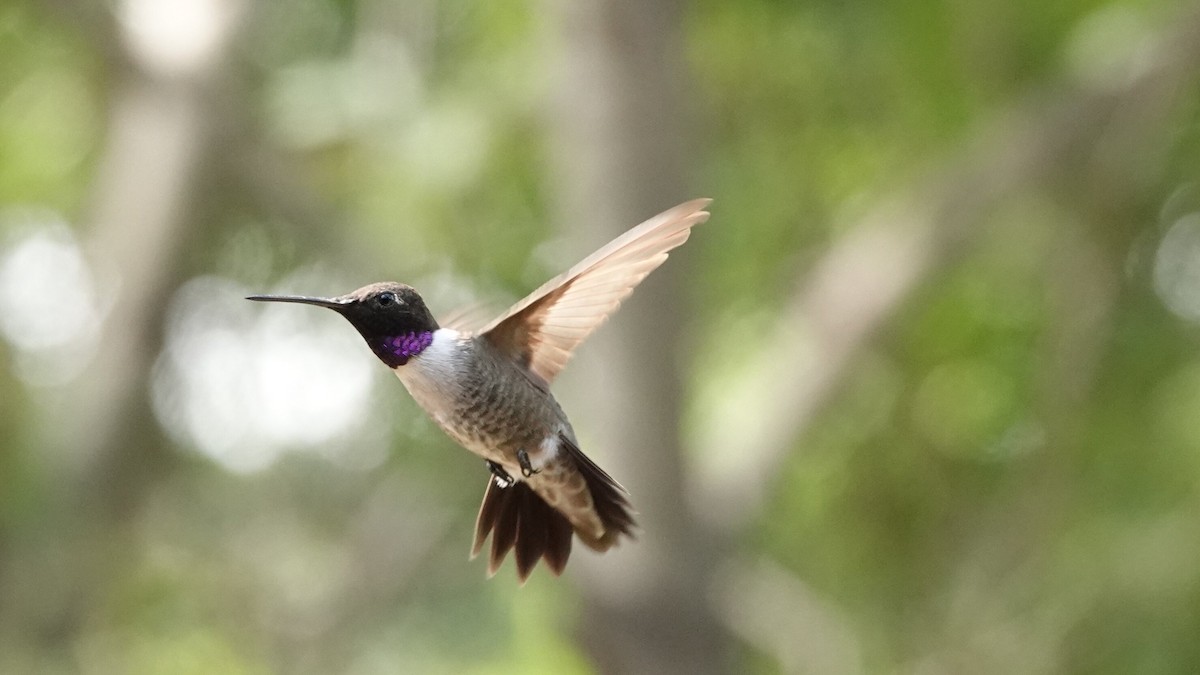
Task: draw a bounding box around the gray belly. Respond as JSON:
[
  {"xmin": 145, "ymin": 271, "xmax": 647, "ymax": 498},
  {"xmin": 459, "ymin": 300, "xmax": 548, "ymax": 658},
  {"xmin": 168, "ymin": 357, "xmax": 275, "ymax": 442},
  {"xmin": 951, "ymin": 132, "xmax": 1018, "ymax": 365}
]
[
  {"xmin": 396, "ymin": 336, "xmax": 566, "ymax": 462},
  {"xmin": 461, "ymin": 389, "xmax": 552, "ymax": 464}
]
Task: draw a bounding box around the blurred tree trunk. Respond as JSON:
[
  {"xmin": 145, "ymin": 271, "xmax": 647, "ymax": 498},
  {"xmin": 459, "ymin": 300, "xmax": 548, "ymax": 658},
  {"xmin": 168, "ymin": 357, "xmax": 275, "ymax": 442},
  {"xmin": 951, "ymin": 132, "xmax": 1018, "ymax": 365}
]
[
  {"xmin": 0, "ymin": 0, "xmax": 244, "ymax": 656},
  {"xmin": 544, "ymin": 1, "xmax": 730, "ymax": 673}
]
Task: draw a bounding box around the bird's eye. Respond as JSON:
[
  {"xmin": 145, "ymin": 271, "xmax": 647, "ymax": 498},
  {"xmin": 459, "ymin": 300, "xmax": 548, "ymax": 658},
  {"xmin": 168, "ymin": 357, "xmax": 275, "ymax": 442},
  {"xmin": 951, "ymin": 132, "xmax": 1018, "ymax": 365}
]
[{"xmin": 378, "ymin": 292, "xmax": 396, "ymax": 307}]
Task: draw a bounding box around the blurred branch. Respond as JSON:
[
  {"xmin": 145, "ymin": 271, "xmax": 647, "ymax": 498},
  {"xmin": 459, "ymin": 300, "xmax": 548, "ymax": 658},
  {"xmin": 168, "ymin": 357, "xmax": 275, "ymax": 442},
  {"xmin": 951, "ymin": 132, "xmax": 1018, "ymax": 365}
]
[
  {"xmin": 70, "ymin": 76, "xmax": 210, "ymax": 482},
  {"xmin": 66, "ymin": 0, "xmax": 246, "ymax": 509},
  {"xmin": 712, "ymin": 558, "xmax": 863, "ymax": 675},
  {"xmin": 695, "ymin": 3, "xmax": 1200, "ymax": 531}
]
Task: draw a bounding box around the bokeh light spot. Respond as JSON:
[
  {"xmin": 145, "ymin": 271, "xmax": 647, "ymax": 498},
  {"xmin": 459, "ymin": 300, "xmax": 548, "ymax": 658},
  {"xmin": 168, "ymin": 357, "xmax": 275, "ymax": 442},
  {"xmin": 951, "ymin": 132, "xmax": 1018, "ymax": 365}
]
[
  {"xmin": 153, "ymin": 275, "xmax": 379, "ymax": 474},
  {"xmin": 1153, "ymin": 213, "xmax": 1200, "ymax": 323},
  {"xmin": 119, "ymin": 0, "xmax": 237, "ymax": 77},
  {"xmin": 0, "ymin": 210, "xmax": 101, "ymax": 385}
]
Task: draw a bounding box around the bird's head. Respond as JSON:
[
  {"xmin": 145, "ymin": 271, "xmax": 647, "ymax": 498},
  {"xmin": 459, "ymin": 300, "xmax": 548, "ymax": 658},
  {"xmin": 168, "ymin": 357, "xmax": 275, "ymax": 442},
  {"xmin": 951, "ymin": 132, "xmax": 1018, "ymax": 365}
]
[{"xmin": 248, "ymin": 282, "xmax": 439, "ymax": 367}]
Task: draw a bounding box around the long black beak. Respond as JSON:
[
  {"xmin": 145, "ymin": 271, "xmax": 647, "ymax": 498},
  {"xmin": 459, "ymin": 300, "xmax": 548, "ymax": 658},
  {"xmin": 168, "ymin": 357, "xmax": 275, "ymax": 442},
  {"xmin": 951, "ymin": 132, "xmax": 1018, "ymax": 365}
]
[{"xmin": 246, "ymin": 294, "xmax": 351, "ymax": 311}]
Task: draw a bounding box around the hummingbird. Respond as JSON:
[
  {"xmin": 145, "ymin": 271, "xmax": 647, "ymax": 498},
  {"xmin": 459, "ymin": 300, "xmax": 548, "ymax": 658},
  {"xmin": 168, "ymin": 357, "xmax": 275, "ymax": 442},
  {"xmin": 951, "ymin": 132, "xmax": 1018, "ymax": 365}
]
[{"xmin": 247, "ymin": 199, "xmax": 710, "ymax": 582}]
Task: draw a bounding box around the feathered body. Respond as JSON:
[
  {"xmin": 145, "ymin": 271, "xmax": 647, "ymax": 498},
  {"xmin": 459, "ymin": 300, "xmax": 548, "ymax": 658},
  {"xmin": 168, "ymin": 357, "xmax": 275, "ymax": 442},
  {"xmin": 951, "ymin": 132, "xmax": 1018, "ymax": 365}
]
[
  {"xmin": 396, "ymin": 327, "xmax": 631, "ymax": 559},
  {"xmin": 247, "ymin": 199, "xmax": 710, "ymax": 581}
]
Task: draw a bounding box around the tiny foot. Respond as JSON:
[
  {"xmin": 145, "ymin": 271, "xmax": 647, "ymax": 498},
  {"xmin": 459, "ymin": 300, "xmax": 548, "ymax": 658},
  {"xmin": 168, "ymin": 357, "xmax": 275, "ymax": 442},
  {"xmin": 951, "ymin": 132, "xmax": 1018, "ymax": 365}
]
[{"xmin": 517, "ymin": 449, "xmax": 540, "ymax": 478}]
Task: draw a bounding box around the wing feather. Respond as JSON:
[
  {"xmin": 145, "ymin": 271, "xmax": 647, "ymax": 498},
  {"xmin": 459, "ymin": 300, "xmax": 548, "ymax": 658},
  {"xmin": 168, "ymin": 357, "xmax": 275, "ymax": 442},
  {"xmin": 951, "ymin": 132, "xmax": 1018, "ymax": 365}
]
[
  {"xmin": 481, "ymin": 199, "xmax": 710, "ymax": 384},
  {"xmin": 440, "ymin": 301, "xmax": 498, "ymax": 333}
]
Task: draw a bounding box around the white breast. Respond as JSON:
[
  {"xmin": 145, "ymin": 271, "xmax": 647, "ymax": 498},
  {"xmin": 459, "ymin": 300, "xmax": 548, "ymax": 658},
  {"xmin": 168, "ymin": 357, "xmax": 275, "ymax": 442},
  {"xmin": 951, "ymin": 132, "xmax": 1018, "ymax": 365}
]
[{"xmin": 393, "ymin": 328, "xmax": 469, "ymax": 424}]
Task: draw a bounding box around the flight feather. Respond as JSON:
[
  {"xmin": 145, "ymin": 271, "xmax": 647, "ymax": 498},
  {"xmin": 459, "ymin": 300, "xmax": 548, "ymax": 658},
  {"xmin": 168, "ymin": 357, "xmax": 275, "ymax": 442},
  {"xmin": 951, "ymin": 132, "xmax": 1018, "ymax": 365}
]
[{"xmin": 481, "ymin": 199, "xmax": 711, "ymax": 384}]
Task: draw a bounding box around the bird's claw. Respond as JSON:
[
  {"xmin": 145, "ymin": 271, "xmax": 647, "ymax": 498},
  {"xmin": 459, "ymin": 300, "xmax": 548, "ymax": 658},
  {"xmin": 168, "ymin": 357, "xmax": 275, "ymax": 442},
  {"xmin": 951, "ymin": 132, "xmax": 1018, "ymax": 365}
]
[{"xmin": 517, "ymin": 449, "xmax": 540, "ymax": 478}]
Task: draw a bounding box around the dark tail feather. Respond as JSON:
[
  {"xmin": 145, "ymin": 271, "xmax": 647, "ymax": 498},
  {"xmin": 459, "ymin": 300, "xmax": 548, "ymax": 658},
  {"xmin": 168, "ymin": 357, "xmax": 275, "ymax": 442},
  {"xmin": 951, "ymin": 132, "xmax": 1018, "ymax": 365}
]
[
  {"xmin": 472, "ymin": 478, "xmax": 574, "ymax": 583},
  {"xmin": 561, "ymin": 435, "xmax": 637, "ymax": 551},
  {"xmin": 471, "ymin": 437, "xmax": 635, "ymax": 581}
]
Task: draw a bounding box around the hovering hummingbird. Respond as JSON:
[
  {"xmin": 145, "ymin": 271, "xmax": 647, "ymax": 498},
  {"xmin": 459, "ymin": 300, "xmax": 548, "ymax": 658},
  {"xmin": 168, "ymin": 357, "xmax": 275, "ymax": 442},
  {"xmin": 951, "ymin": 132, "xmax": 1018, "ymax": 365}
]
[{"xmin": 247, "ymin": 199, "xmax": 710, "ymax": 581}]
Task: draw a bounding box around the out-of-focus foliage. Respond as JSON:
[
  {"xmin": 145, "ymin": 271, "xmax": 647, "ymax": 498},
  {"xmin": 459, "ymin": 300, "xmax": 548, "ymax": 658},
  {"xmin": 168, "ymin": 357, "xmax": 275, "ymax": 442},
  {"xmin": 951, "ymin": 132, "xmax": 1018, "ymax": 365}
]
[{"xmin": 3, "ymin": 0, "xmax": 1200, "ymax": 673}]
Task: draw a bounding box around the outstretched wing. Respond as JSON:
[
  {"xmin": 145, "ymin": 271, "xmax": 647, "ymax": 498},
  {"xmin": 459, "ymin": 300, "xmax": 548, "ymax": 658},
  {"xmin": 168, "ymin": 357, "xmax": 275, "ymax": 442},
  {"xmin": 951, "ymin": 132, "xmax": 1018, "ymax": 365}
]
[
  {"xmin": 439, "ymin": 301, "xmax": 498, "ymax": 334},
  {"xmin": 481, "ymin": 199, "xmax": 710, "ymax": 385}
]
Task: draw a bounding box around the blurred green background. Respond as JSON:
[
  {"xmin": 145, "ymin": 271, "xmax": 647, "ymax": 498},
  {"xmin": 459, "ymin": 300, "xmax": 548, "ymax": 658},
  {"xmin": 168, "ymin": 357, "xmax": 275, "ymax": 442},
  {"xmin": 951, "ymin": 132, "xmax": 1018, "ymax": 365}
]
[{"xmin": 4, "ymin": 0, "xmax": 1200, "ymax": 673}]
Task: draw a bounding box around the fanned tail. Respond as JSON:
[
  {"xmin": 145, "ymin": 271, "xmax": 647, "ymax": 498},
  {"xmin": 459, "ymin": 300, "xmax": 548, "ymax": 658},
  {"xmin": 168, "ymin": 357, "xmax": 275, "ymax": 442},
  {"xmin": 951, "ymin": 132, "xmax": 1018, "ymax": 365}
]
[
  {"xmin": 471, "ymin": 478, "xmax": 573, "ymax": 583},
  {"xmin": 471, "ymin": 437, "xmax": 637, "ymax": 582}
]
